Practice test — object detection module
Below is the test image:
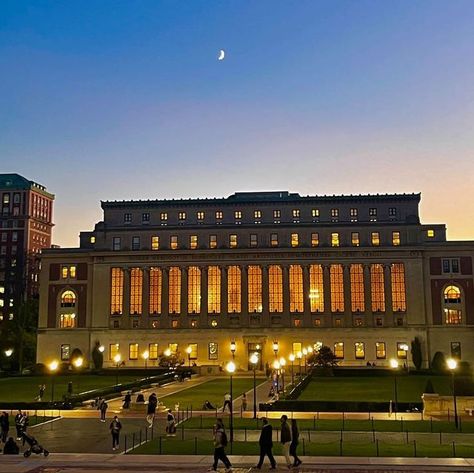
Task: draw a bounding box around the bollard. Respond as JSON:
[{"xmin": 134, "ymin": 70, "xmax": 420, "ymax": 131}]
[
  {"xmin": 194, "ymin": 437, "xmax": 198, "ymax": 455},
  {"xmin": 159, "ymin": 436, "xmax": 162, "ymax": 454},
  {"xmin": 413, "ymin": 439, "xmax": 417, "ymax": 457},
  {"xmin": 452, "ymin": 441, "xmax": 456, "ymax": 457}
]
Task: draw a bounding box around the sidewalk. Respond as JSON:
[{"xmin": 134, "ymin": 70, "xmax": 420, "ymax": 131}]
[{"xmin": 1, "ymin": 453, "xmax": 474, "ymax": 472}]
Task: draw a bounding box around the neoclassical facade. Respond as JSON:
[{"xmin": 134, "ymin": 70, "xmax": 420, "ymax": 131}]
[{"xmin": 37, "ymin": 191, "xmax": 474, "ymax": 369}]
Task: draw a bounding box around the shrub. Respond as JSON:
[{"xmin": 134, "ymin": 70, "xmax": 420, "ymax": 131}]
[
  {"xmin": 424, "ymin": 379, "xmax": 435, "ymax": 394},
  {"xmin": 431, "ymin": 351, "xmax": 447, "ymax": 374},
  {"xmin": 92, "ymin": 341, "xmax": 104, "ymax": 370},
  {"xmin": 411, "ymin": 337, "xmax": 422, "ymax": 371},
  {"xmin": 308, "ymin": 345, "xmax": 338, "ymax": 368}
]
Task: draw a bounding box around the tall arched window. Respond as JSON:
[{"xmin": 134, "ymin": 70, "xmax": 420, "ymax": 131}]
[
  {"xmin": 61, "ymin": 290, "xmax": 76, "ymax": 308},
  {"xmin": 443, "ymin": 285, "xmax": 462, "ymax": 324},
  {"xmin": 59, "ymin": 290, "xmax": 77, "ymax": 328},
  {"xmin": 268, "ymin": 265, "xmax": 283, "ymax": 313}
]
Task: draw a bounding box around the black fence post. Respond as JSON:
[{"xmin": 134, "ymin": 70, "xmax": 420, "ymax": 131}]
[
  {"xmin": 245, "ymin": 427, "xmax": 247, "ymax": 442},
  {"xmin": 371, "ymin": 417, "xmax": 374, "ymax": 432},
  {"xmin": 439, "ymin": 431, "xmax": 442, "ymax": 445},
  {"xmin": 194, "ymin": 437, "xmax": 198, "ymax": 455},
  {"xmin": 308, "ymin": 429, "xmax": 311, "ymax": 442},
  {"xmin": 430, "ymin": 416, "xmax": 433, "ymax": 433},
  {"xmin": 139, "ymin": 428, "xmax": 142, "ymax": 445},
  {"xmin": 339, "ymin": 438, "xmax": 343, "ymax": 456},
  {"xmin": 313, "ymin": 415, "xmax": 316, "ymax": 430},
  {"xmin": 400, "ymin": 417, "xmax": 404, "ymax": 432},
  {"xmin": 200, "ymin": 414, "xmax": 203, "ymax": 429},
  {"xmin": 159, "ymin": 435, "xmax": 162, "ymax": 454},
  {"xmin": 151, "ymin": 424, "xmax": 154, "ymax": 440},
  {"xmin": 181, "ymin": 422, "xmax": 185, "ymax": 440},
  {"xmin": 372, "ymin": 427, "xmax": 375, "ymax": 443},
  {"xmin": 132, "ymin": 432, "xmax": 136, "ymax": 450},
  {"xmin": 124, "ymin": 434, "xmax": 127, "ymax": 454},
  {"xmin": 376, "ymin": 439, "xmax": 379, "ymax": 457},
  {"xmin": 342, "ymin": 412, "xmax": 345, "ymax": 430},
  {"xmin": 413, "ymin": 439, "xmax": 417, "ymax": 457},
  {"xmin": 405, "ymin": 430, "xmax": 408, "ymax": 444},
  {"xmin": 452, "ymin": 441, "xmax": 456, "ymax": 457}
]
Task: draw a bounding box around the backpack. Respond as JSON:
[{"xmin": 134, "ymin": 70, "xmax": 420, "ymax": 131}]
[{"xmin": 221, "ymin": 430, "xmax": 228, "ymax": 447}]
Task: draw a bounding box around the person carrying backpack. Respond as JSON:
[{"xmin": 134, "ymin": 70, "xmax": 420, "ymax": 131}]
[{"xmin": 208, "ymin": 418, "xmax": 232, "ymax": 472}]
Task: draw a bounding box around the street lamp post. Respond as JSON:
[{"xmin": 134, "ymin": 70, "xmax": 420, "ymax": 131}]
[
  {"xmin": 142, "ymin": 350, "xmax": 150, "ymax": 377},
  {"xmin": 250, "ymin": 353, "xmax": 259, "ymax": 419},
  {"xmin": 302, "ymin": 348, "xmax": 308, "ymax": 375},
  {"xmin": 226, "ymin": 361, "xmax": 236, "ymax": 442},
  {"xmin": 186, "ymin": 346, "xmax": 192, "ymax": 367},
  {"xmin": 279, "ymin": 357, "xmax": 286, "ymax": 392},
  {"xmin": 297, "ymin": 351, "xmax": 302, "ymax": 378},
  {"xmin": 73, "ymin": 356, "xmax": 83, "ymax": 393},
  {"xmin": 389, "ymin": 359, "xmax": 399, "ymax": 416},
  {"xmin": 114, "ymin": 354, "xmax": 121, "ymax": 386},
  {"xmin": 447, "ymin": 358, "xmax": 459, "ymax": 429},
  {"xmin": 273, "ymin": 360, "xmax": 281, "ymax": 392},
  {"xmin": 289, "ymin": 353, "xmax": 295, "ymax": 386},
  {"xmin": 273, "ymin": 341, "xmax": 279, "ymax": 359},
  {"xmin": 48, "ymin": 360, "xmax": 59, "ymax": 403},
  {"xmin": 230, "ymin": 341, "xmax": 236, "ymax": 360}
]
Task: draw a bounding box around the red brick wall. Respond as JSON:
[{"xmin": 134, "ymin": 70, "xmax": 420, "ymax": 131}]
[
  {"xmin": 430, "ymin": 257, "xmax": 442, "ymax": 275},
  {"xmin": 49, "ymin": 264, "xmax": 60, "ymax": 281},
  {"xmin": 461, "ymin": 257, "xmax": 473, "ymax": 275}
]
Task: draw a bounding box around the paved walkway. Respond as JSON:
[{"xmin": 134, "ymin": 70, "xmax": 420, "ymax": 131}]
[{"xmin": 1, "ymin": 453, "xmax": 474, "ymax": 472}]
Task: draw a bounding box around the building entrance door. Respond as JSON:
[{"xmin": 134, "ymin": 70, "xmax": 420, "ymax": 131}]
[{"xmin": 247, "ymin": 343, "xmax": 263, "ymax": 371}]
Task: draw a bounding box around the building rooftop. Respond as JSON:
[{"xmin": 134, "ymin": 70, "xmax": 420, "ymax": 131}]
[{"xmin": 0, "ymin": 173, "xmax": 54, "ymax": 199}]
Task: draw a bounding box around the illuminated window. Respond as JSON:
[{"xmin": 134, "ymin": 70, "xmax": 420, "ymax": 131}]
[
  {"xmin": 250, "ymin": 234, "xmax": 258, "ymax": 247},
  {"xmin": 308, "ymin": 232, "xmax": 318, "ymax": 247},
  {"xmin": 129, "ymin": 343, "xmax": 138, "ymax": 360},
  {"xmin": 169, "ymin": 343, "xmax": 178, "ymax": 354},
  {"xmin": 375, "ymin": 342, "xmax": 386, "ymax": 359},
  {"xmin": 130, "ymin": 268, "xmax": 143, "ymax": 315},
  {"xmin": 292, "ymin": 209, "xmax": 300, "ymax": 218},
  {"xmin": 354, "ymin": 317, "xmax": 363, "ymax": 326},
  {"xmin": 109, "ymin": 343, "xmax": 120, "ymax": 361},
  {"xmin": 293, "ymin": 318, "xmax": 301, "ymax": 327},
  {"xmin": 427, "ymin": 229, "xmax": 435, "ymax": 238},
  {"xmin": 350, "ymin": 208, "xmax": 358, "ymax": 222},
  {"xmin": 330, "ymin": 264, "xmax": 344, "ymax": 312},
  {"xmin": 149, "ymin": 343, "xmax": 158, "ymax": 360},
  {"xmin": 227, "ymin": 266, "xmax": 241, "ymax": 313},
  {"xmin": 355, "ymin": 342, "xmax": 365, "ymax": 359},
  {"xmin": 149, "ymin": 267, "xmax": 162, "ymax": 314},
  {"xmin": 229, "ymin": 234, "xmax": 237, "ymax": 248},
  {"xmin": 170, "ymin": 235, "xmax": 178, "ymax": 250},
  {"xmin": 350, "ymin": 264, "xmax": 365, "ymax": 312},
  {"xmin": 208, "ymin": 266, "xmax": 221, "ymax": 313},
  {"xmin": 59, "ymin": 313, "xmax": 76, "ymax": 328},
  {"xmin": 61, "ymin": 344, "xmax": 71, "ymax": 361},
  {"xmin": 61, "ymin": 266, "xmax": 68, "ymax": 279},
  {"xmin": 215, "ymin": 211, "xmax": 223, "ymax": 219},
  {"xmin": 443, "ymin": 285, "xmax": 462, "ymax": 324},
  {"xmin": 291, "ymin": 233, "xmax": 299, "ymax": 248},
  {"xmin": 369, "ymin": 208, "xmax": 377, "ymax": 222},
  {"xmin": 151, "ymin": 236, "xmax": 160, "ymax": 250},
  {"xmin": 334, "ymin": 342, "xmax": 344, "ymax": 359},
  {"xmin": 190, "ymin": 235, "xmax": 198, "ymax": 249},
  {"xmin": 197, "ymin": 211, "xmax": 205, "ymax": 220},
  {"xmin": 168, "ymin": 267, "xmax": 181, "ymax": 313},
  {"xmin": 273, "ymin": 210, "xmax": 281, "ymax": 222},
  {"xmin": 391, "ymin": 263, "xmax": 406, "ymax": 311},
  {"xmin": 171, "ymin": 319, "xmax": 179, "ymax": 328},
  {"xmin": 309, "ymin": 264, "xmax": 324, "ymax": 312},
  {"xmin": 70, "ymin": 265, "xmax": 76, "ymax": 278},
  {"xmin": 311, "ymin": 208, "xmax": 320, "ymax": 218},
  {"xmin": 271, "ymin": 233, "xmax": 278, "ymax": 247},
  {"xmin": 211, "ymin": 319, "xmax": 218, "ymax": 327},
  {"xmin": 351, "ymin": 232, "xmax": 360, "ymax": 247},
  {"xmin": 110, "ymin": 268, "xmax": 124, "ymax": 315},
  {"xmin": 397, "ymin": 342, "xmax": 408, "ymax": 359},
  {"xmin": 269, "ymin": 265, "xmax": 283, "ymax": 313},
  {"xmin": 443, "ymin": 258, "xmax": 460, "ymax": 274},
  {"xmin": 314, "ymin": 318, "xmax": 321, "ymax": 326},
  {"xmin": 160, "ymin": 212, "xmax": 168, "ymax": 221},
  {"xmin": 190, "ymin": 319, "xmax": 198, "ymax": 328},
  {"xmin": 112, "ymin": 237, "xmax": 121, "ymax": 251},
  {"xmin": 248, "ymin": 265, "xmax": 262, "ymax": 313},
  {"xmin": 289, "ymin": 265, "xmax": 304, "ymax": 312},
  {"xmin": 254, "ymin": 210, "xmax": 262, "ymax": 219},
  {"xmin": 188, "ymin": 343, "xmax": 198, "ymax": 359},
  {"xmin": 209, "ymin": 235, "xmax": 217, "ymax": 249},
  {"xmin": 331, "ymin": 233, "xmax": 340, "ymax": 247},
  {"xmin": 187, "ymin": 267, "xmax": 201, "ymax": 313},
  {"xmin": 234, "ymin": 211, "xmax": 242, "ymax": 219},
  {"xmin": 392, "ymin": 231, "xmax": 400, "ymax": 246},
  {"xmin": 124, "ymin": 213, "xmax": 132, "ymax": 223},
  {"xmin": 178, "ymin": 212, "xmax": 186, "ymax": 220},
  {"xmin": 292, "ymin": 342, "xmax": 302, "ymax": 354},
  {"xmin": 371, "ymin": 232, "xmax": 380, "ymax": 246},
  {"xmin": 370, "ymin": 264, "xmax": 385, "ymax": 312},
  {"xmin": 331, "ymin": 208, "xmax": 339, "ymax": 221}
]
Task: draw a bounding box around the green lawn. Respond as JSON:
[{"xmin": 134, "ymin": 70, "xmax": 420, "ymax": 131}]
[
  {"xmin": 0, "ymin": 375, "xmax": 140, "ymax": 402},
  {"xmin": 159, "ymin": 378, "xmax": 265, "ymax": 410},
  {"xmin": 298, "ymin": 376, "xmax": 452, "ymax": 402}
]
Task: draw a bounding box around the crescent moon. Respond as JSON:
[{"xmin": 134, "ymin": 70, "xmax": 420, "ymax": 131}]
[{"xmin": 218, "ymin": 49, "xmax": 225, "ymax": 61}]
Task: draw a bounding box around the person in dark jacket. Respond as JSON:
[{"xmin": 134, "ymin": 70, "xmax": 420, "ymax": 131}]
[
  {"xmin": 14, "ymin": 410, "xmax": 23, "ymax": 440},
  {"xmin": 146, "ymin": 393, "xmax": 158, "ymax": 427},
  {"xmin": 99, "ymin": 400, "xmax": 108, "ymax": 422},
  {"xmin": 255, "ymin": 417, "xmax": 276, "ymax": 470},
  {"xmin": 1, "ymin": 412, "xmax": 9, "ymax": 443},
  {"xmin": 3, "ymin": 437, "xmax": 19, "ymax": 455},
  {"xmin": 280, "ymin": 415, "xmax": 292, "ymax": 468},
  {"xmin": 122, "ymin": 392, "xmax": 132, "ymax": 409},
  {"xmin": 109, "ymin": 416, "xmax": 122, "ymax": 451},
  {"xmin": 209, "ymin": 418, "xmax": 231, "ymax": 472},
  {"xmin": 290, "ymin": 419, "xmax": 302, "ymax": 467}
]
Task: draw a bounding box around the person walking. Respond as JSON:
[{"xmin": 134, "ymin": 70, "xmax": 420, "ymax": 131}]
[
  {"xmin": 241, "ymin": 393, "xmax": 247, "ymax": 412},
  {"xmin": 14, "ymin": 410, "xmax": 23, "ymax": 440},
  {"xmin": 1, "ymin": 412, "xmax": 9, "ymax": 444},
  {"xmin": 280, "ymin": 415, "xmax": 292, "ymax": 469},
  {"xmin": 208, "ymin": 418, "xmax": 232, "ymax": 472},
  {"xmin": 222, "ymin": 392, "xmax": 231, "ymax": 412},
  {"xmin": 122, "ymin": 391, "xmax": 131, "ymax": 409},
  {"xmin": 146, "ymin": 393, "xmax": 158, "ymax": 428},
  {"xmin": 255, "ymin": 417, "xmax": 276, "ymax": 470},
  {"xmin": 166, "ymin": 409, "xmax": 176, "ymax": 436},
  {"xmin": 99, "ymin": 400, "xmax": 108, "ymax": 422},
  {"xmin": 19, "ymin": 412, "xmax": 29, "ymax": 438},
  {"xmin": 290, "ymin": 419, "xmax": 302, "ymax": 467},
  {"xmin": 109, "ymin": 415, "xmax": 122, "ymax": 451},
  {"xmin": 37, "ymin": 384, "xmax": 46, "ymax": 401}
]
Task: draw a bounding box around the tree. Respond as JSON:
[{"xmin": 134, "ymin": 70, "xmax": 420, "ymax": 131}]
[
  {"xmin": 424, "ymin": 379, "xmax": 436, "ymax": 394},
  {"xmin": 431, "ymin": 351, "xmax": 447, "ymax": 374},
  {"xmin": 92, "ymin": 341, "xmax": 104, "ymax": 370},
  {"xmin": 307, "ymin": 345, "xmax": 338, "ymax": 368},
  {"xmin": 411, "ymin": 337, "xmax": 423, "ymax": 371}
]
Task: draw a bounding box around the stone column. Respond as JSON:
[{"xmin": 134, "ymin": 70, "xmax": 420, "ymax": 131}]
[
  {"xmin": 384, "ymin": 264, "xmax": 393, "ymax": 327},
  {"xmin": 363, "ymin": 265, "xmax": 373, "ymax": 327},
  {"xmin": 343, "ymin": 265, "xmax": 352, "ymax": 327}
]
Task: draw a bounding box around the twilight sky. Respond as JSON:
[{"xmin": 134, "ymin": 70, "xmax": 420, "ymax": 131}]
[{"xmin": 1, "ymin": 1, "xmax": 474, "ymax": 247}]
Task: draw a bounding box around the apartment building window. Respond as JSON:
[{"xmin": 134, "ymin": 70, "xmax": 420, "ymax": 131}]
[
  {"xmin": 2, "ymin": 194, "xmax": 9, "ymax": 204},
  {"xmin": 250, "ymin": 234, "xmax": 258, "ymax": 248},
  {"xmin": 309, "ymin": 265, "xmax": 324, "ymax": 312},
  {"xmin": 149, "ymin": 268, "xmax": 162, "ymax": 314},
  {"xmin": 397, "ymin": 342, "xmax": 408, "ymax": 359},
  {"xmin": 129, "ymin": 343, "xmax": 138, "ymax": 360},
  {"xmin": 254, "ymin": 210, "xmax": 262, "ymax": 219},
  {"xmin": 130, "ymin": 268, "xmax": 143, "ymax": 315},
  {"xmin": 376, "ymin": 342, "xmax": 386, "ymax": 359},
  {"xmin": 209, "ymin": 235, "xmax": 217, "ymax": 249},
  {"xmin": 142, "ymin": 213, "xmax": 150, "ymax": 223},
  {"xmin": 355, "ymin": 342, "xmax": 365, "ymax": 359},
  {"xmin": 112, "ymin": 237, "xmax": 121, "ymax": 251},
  {"xmin": 132, "ymin": 236, "xmax": 140, "ymax": 250},
  {"xmin": 151, "ymin": 236, "xmax": 159, "ymax": 250},
  {"xmin": 271, "ymin": 233, "xmax": 278, "ymax": 247},
  {"xmin": 334, "ymin": 342, "xmax": 344, "ymax": 359},
  {"xmin": 311, "ymin": 209, "xmax": 320, "ymax": 219},
  {"xmin": 190, "ymin": 235, "xmax": 198, "ymax": 249},
  {"xmin": 170, "ymin": 235, "xmax": 178, "ymax": 250},
  {"xmin": 392, "ymin": 231, "xmax": 400, "ymax": 246},
  {"xmin": 12, "ymin": 232, "xmax": 17, "ymax": 242},
  {"xmin": 124, "ymin": 213, "xmax": 132, "ymax": 223},
  {"xmin": 331, "ymin": 232, "xmax": 340, "ymax": 247},
  {"xmin": 369, "ymin": 208, "xmax": 377, "ymax": 222},
  {"xmin": 178, "ymin": 212, "xmax": 186, "ymax": 221},
  {"xmin": 371, "ymin": 264, "xmax": 385, "ymax": 312},
  {"xmin": 269, "ymin": 265, "xmax": 283, "ymax": 313},
  {"xmin": 443, "ymin": 258, "xmax": 460, "ymax": 274},
  {"xmin": 109, "ymin": 344, "xmax": 120, "ymax": 361},
  {"xmin": 350, "ymin": 208, "xmax": 358, "ymax": 222},
  {"xmin": 168, "ymin": 267, "xmax": 181, "ymax": 314},
  {"xmin": 330, "ymin": 264, "xmax": 344, "ymax": 312},
  {"xmin": 187, "ymin": 267, "xmax": 201, "ymax": 314},
  {"xmin": 110, "ymin": 268, "xmax": 124, "ymax": 315},
  {"xmin": 427, "ymin": 229, "xmax": 435, "ymax": 238},
  {"xmin": 389, "ymin": 207, "xmax": 397, "ymax": 218},
  {"xmin": 289, "ymin": 265, "xmax": 304, "ymax": 313},
  {"xmin": 273, "ymin": 210, "xmax": 281, "ymax": 219},
  {"xmin": 350, "ymin": 264, "xmax": 365, "ymax": 312},
  {"xmin": 208, "ymin": 266, "xmax": 221, "ymax": 313},
  {"xmin": 351, "ymin": 232, "xmax": 360, "ymax": 247},
  {"xmin": 149, "ymin": 343, "xmax": 159, "ymax": 360},
  {"xmin": 354, "ymin": 317, "xmax": 363, "ymax": 327},
  {"xmin": 229, "ymin": 234, "xmax": 237, "ymax": 248},
  {"xmin": 160, "ymin": 212, "xmax": 168, "ymax": 221},
  {"xmin": 291, "ymin": 233, "xmax": 299, "ymax": 248},
  {"xmin": 391, "ymin": 263, "xmax": 406, "ymax": 311},
  {"xmin": 311, "ymin": 233, "xmax": 319, "ymax": 247},
  {"xmin": 227, "ymin": 266, "xmax": 241, "ymax": 313},
  {"xmin": 61, "ymin": 265, "xmax": 76, "ymax": 279},
  {"xmin": 215, "ymin": 211, "xmax": 223, "ymax": 219},
  {"xmin": 248, "ymin": 265, "xmax": 262, "ymax": 313},
  {"xmin": 371, "ymin": 232, "xmax": 380, "ymax": 246},
  {"xmin": 197, "ymin": 211, "xmax": 205, "ymax": 221},
  {"xmin": 331, "ymin": 208, "xmax": 339, "ymax": 222},
  {"xmin": 234, "ymin": 211, "xmax": 242, "ymax": 220},
  {"xmin": 292, "ymin": 209, "xmax": 300, "ymax": 218}
]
